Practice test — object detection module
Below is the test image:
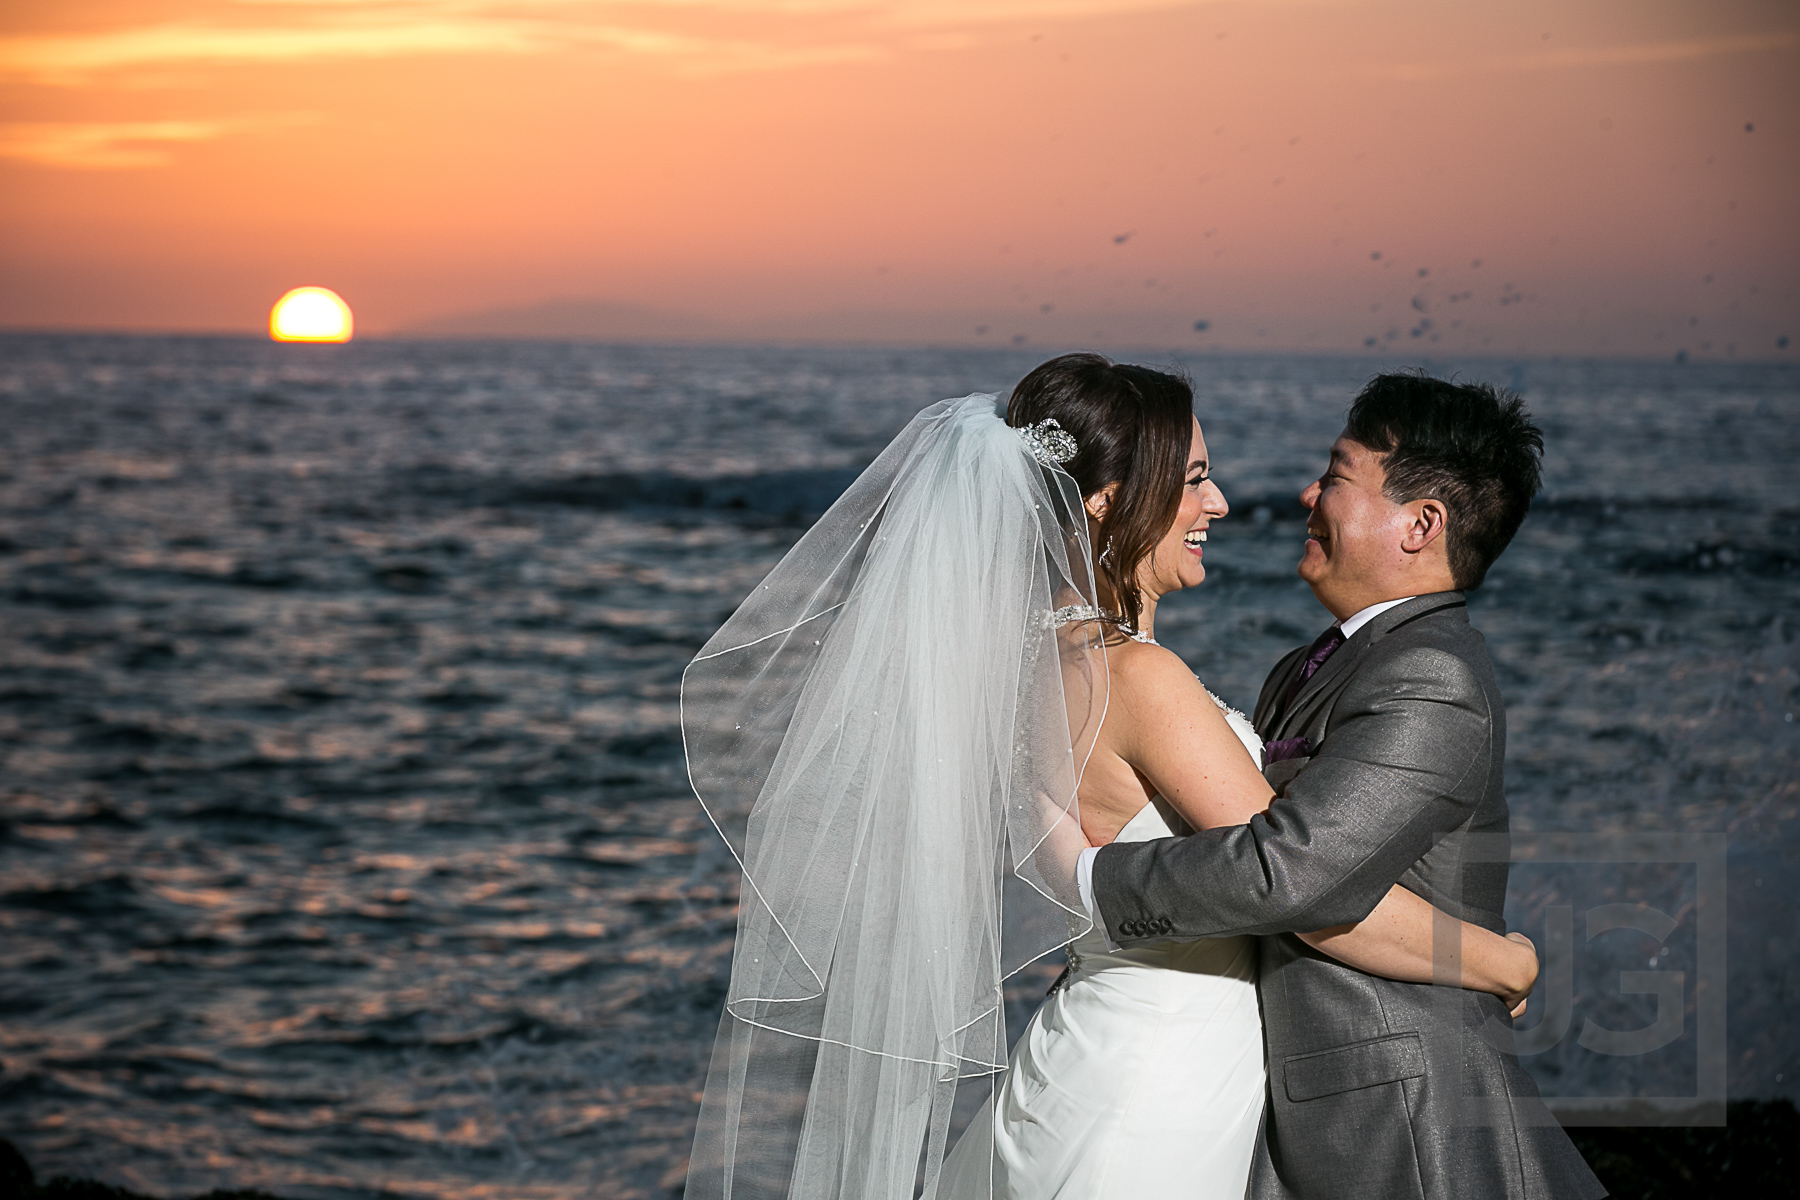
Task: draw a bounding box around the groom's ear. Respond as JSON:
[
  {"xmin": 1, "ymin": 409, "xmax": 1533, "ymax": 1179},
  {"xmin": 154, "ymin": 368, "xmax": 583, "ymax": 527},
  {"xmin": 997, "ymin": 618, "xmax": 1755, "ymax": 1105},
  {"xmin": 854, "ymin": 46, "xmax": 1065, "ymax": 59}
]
[
  {"xmin": 1084, "ymin": 483, "xmax": 1118, "ymax": 522},
  {"xmin": 1401, "ymin": 497, "xmax": 1449, "ymax": 554}
]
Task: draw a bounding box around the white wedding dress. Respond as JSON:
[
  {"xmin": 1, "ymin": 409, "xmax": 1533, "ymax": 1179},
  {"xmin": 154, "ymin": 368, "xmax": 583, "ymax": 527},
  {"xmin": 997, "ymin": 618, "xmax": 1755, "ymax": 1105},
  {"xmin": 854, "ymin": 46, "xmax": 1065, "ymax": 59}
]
[
  {"xmin": 686, "ymin": 399, "xmax": 1262, "ymax": 1199},
  {"xmin": 940, "ymin": 693, "xmax": 1267, "ymax": 1200}
]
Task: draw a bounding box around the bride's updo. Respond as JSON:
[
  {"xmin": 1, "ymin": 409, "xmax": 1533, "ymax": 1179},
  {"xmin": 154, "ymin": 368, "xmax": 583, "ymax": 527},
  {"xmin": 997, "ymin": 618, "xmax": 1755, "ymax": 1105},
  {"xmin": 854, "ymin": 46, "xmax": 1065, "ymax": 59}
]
[{"xmin": 1006, "ymin": 352, "xmax": 1195, "ymax": 632}]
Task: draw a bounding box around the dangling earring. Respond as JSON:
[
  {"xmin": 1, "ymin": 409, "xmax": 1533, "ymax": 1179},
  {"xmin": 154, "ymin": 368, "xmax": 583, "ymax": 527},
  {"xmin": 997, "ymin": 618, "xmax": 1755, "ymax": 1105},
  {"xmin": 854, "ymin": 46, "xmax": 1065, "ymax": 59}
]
[{"xmin": 1099, "ymin": 537, "xmax": 1116, "ymax": 568}]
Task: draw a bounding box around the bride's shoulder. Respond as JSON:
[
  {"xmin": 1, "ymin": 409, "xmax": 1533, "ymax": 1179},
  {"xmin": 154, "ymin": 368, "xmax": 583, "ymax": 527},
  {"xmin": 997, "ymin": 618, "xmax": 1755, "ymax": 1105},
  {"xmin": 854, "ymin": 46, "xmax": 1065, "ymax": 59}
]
[
  {"xmin": 1107, "ymin": 639, "xmax": 1210, "ymax": 709},
  {"xmin": 1108, "ymin": 643, "xmax": 1263, "ymax": 766},
  {"xmin": 1112, "ymin": 643, "xmax": 1251, "ymax": 724}
]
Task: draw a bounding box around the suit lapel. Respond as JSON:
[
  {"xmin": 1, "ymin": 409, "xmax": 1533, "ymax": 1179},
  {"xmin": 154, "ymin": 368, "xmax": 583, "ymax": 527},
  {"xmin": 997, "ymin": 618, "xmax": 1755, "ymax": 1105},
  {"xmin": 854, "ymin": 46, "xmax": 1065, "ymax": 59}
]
[
  {"xmin": 1253, "ymin": 644, "xmax": 1311, "ymax": 738},
  {"xmin": 1274, "ymin": 592, "xmax": 1467, "ymax": 737}
]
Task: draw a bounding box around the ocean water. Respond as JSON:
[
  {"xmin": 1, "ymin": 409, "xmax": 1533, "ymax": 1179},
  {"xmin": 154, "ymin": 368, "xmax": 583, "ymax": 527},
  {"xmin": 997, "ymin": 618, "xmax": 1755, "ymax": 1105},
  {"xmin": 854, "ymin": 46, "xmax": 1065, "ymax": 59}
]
[{"xmin": 1, "ymin": 333, "xmax": 1795, "ymax": 1198}]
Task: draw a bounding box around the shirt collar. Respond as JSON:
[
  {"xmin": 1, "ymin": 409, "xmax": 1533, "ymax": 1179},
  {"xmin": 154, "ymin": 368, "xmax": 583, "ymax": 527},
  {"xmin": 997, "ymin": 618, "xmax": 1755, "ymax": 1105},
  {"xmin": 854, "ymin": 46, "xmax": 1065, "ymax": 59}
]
[{"xmin": 1338, "ymin": 595, "xmax": 1416, "ymax": 641}]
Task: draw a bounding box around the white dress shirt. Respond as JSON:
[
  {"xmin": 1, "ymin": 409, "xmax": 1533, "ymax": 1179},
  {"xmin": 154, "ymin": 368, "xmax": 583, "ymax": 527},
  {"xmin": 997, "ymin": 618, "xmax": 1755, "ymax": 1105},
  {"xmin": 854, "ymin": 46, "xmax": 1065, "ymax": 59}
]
[{"xmin": 1074, "ymin": 596, "xmax": 1417, "ymax": 941}]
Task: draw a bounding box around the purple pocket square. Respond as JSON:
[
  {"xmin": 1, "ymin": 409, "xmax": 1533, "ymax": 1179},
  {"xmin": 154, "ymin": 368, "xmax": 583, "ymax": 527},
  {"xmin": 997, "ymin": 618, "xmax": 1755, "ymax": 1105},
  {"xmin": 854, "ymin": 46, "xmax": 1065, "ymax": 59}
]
[{"xmin": 1262, "ymin": 736, "xmax": 1311, "ymax": 765}]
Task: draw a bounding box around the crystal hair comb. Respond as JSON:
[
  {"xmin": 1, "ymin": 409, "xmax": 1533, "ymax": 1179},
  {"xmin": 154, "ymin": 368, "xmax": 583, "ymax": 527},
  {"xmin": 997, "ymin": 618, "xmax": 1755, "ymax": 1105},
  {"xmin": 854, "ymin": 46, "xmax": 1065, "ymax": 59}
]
[{"xmin": 1017, "ymin": 417, "xmax": 1078, "ymax": 467}]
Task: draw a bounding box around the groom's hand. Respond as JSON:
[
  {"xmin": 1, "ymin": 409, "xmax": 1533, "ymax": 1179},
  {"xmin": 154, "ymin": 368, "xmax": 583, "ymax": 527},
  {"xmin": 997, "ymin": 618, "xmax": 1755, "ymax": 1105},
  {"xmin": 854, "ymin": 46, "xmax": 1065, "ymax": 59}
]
[{"xmin": 1502, "ymin": 932, "xmax": 1538, "ymax": 1018}]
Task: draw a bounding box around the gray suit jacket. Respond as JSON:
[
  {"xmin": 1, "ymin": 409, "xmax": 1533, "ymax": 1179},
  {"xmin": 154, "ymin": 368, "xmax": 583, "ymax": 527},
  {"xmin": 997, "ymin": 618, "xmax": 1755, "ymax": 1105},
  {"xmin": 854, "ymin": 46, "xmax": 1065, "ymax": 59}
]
[{"xmin": 1093, "ymin": 593, "xmax": 1604, "ymax": 1200}]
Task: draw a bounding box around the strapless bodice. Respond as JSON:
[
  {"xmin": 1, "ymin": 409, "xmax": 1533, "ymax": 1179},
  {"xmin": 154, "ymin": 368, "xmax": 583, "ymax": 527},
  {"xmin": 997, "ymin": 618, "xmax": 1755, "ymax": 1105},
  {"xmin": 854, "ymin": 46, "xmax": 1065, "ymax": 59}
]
[
  {"xmin": 938, "ymin": 683, "xmax": 1267, "ymax": 1198},
  {"xmin": 1065, "ymin": 685, "xmax": 1261, "ymax": 975}
]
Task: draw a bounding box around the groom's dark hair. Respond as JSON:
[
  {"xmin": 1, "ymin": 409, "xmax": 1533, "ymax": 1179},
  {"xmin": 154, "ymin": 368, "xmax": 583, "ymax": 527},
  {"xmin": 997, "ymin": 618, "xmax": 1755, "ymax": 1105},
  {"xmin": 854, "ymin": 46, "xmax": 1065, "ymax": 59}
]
[{"xmin": 1345, "ymin": 372, "xmax": 1543, "ymax": 591}]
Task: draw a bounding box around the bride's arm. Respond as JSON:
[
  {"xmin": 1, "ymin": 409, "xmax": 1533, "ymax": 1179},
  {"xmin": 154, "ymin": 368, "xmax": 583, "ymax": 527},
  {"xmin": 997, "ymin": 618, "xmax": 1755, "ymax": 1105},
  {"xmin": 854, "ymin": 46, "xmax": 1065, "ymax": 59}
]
[
  {"xmin": 1299, "ymin": 886, "xmax": 1538, "ymax": 1014},
  {"xmin": 1112, "ymin": 645, "xmax": 1275, "ymax": 828}
]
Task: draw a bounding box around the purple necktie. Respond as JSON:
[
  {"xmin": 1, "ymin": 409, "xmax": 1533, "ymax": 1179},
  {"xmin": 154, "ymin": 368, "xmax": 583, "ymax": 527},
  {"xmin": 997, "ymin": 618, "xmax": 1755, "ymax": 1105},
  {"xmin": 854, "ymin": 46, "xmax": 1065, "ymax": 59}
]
[{"xmin": 1282, "ymin": 625, "xmax": 1346, "ymax": 712}]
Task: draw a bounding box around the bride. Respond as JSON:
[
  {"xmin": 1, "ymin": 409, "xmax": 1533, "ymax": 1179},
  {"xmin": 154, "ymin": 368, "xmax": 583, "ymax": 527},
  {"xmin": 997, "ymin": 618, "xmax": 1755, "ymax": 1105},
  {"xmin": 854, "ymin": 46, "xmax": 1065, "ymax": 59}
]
[{"xmin": 681, "ymin": 354, "xmax": 1538, "ymax": 1200}]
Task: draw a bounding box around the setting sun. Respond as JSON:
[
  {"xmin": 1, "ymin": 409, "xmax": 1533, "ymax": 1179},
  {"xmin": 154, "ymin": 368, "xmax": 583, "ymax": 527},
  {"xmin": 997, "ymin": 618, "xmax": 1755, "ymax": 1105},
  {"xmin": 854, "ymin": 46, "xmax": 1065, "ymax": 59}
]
[{"xmin": 270, "ymin": 287, "xmax": 353, "ymax": 342}]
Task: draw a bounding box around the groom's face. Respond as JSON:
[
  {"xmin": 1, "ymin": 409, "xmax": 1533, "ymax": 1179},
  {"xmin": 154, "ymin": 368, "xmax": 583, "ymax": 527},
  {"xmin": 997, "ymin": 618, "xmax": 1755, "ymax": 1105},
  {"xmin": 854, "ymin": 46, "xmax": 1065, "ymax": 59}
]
[{"xmin": 1296, "ymin": 432, "xmax": 1415, "ymax": 619}]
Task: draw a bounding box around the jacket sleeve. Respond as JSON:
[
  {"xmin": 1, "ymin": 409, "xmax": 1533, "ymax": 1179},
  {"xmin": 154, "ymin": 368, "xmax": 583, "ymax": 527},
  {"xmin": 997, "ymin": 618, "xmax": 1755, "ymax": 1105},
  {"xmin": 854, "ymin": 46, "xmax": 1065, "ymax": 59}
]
[{"xmin": 1093, "ymin": 643, "xmax": 1492, "ymax": 941}]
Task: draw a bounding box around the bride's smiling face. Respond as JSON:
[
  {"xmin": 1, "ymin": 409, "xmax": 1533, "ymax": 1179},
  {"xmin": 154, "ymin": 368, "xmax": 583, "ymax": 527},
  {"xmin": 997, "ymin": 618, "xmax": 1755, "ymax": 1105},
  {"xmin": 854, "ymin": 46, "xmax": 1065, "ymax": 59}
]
[{"xmin": 1138, "ymin": 417, "xmax": 1228, "ymax": 600}]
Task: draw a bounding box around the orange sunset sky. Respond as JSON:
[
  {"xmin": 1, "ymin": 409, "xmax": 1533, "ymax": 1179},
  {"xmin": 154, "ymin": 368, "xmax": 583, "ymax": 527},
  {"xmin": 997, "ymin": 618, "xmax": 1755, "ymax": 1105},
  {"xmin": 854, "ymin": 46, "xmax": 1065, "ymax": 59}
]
[{"xmin": 1, "ymin": 0, "xmax": 1795, "ymax": 358}]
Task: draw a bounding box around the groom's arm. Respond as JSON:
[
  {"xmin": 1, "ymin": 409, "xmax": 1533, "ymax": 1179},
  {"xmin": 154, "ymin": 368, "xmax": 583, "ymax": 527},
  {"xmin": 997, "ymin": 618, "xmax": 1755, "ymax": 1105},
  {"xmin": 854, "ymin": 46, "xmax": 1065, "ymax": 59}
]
[{"xmin": 1092, "ymin": 643, "xmax": 1491, "ymax": 942}]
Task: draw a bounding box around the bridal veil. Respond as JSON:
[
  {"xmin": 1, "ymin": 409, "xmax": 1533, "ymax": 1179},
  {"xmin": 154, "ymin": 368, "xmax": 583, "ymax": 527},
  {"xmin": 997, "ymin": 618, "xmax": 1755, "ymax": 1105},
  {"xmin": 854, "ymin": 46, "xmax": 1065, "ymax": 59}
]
[{"xmin": 681, "ymin": 396, "xmax": 1105, "ymax": 1199}]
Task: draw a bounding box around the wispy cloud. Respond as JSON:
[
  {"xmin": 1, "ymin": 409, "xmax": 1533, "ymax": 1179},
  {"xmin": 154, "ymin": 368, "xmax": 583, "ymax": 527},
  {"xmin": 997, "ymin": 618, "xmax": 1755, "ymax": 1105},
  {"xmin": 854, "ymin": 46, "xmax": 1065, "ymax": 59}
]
[
  {"xmin": 225, "ymin": 0, "xmax": 1262, "ymax": 16},
  {"xmin": 0, "ymin": 16, "xmax": 881, "ymax": 83},
  {"xmin": 1372, "ymin": 29, "xmax": 1798, "ymax": 82},
  {"xmin": 0, "ymin": 0, "xmax": 1252, "ymax": 85},
  {"xmin": 2, "ymin": 17, "xmax": 577, "ymax": 84},
  {"xmin": 0, "ymin": 119, "xmax": 244, "ymax": 167}
]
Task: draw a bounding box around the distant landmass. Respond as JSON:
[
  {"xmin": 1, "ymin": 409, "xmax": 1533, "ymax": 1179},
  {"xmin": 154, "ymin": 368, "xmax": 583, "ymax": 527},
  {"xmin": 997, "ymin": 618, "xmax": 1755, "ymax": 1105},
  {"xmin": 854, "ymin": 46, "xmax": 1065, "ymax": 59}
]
[
  {"xmin": 400, "ymin": 297, "xmax": 731, "ymax": 342},
  {"xmin": 396, "ymin": 297, "xmax": 1214, "ymax": 349}
]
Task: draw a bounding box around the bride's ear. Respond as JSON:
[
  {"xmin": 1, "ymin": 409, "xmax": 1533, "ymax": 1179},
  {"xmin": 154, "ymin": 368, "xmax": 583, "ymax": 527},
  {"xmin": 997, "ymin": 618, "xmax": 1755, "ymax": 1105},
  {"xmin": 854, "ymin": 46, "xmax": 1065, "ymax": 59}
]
[{"xmin": 1084, "ymin": 483, "xmax": 1118, "ymax": 522}]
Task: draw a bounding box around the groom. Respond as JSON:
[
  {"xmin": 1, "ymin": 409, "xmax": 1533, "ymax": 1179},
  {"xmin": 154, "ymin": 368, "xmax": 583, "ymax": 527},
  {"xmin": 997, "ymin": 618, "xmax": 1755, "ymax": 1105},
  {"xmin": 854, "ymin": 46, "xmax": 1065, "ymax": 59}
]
[{"xmin": 1081, "ymin": 374, "xmax": 1604, "ymax": 1199}]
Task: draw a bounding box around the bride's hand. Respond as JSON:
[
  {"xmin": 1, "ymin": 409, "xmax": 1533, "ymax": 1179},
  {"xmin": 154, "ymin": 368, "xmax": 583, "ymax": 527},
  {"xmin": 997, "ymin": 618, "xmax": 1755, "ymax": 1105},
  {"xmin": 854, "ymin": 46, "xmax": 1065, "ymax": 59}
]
[{"xmin": 1500, "ymin": 932, "xmax": 1538, "ymax": 1018}]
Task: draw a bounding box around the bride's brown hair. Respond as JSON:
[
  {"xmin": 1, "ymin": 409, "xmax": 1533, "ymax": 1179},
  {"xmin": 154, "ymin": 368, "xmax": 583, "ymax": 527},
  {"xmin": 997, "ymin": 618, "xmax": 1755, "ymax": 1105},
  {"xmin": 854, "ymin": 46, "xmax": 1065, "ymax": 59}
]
[{"xmin": 1006, "ymin": 352, "xmax": 1195, "ymax": 632}]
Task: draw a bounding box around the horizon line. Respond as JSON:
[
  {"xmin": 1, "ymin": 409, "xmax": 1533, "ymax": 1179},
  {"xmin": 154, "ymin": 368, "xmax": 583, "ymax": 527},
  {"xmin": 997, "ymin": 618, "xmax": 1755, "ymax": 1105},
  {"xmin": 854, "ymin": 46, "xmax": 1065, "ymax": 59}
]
[{"xmin": 0, "ymin": 324, "xmax": 1791, "ymax": 369}]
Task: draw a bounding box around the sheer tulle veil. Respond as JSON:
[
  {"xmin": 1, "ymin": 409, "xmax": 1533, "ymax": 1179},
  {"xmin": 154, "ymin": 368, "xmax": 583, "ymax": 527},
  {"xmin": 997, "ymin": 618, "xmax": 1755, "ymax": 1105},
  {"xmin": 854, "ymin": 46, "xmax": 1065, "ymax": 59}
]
[{"xmin": 681, "ymin": 396, "xmax": 1106, "ymax": 1199}]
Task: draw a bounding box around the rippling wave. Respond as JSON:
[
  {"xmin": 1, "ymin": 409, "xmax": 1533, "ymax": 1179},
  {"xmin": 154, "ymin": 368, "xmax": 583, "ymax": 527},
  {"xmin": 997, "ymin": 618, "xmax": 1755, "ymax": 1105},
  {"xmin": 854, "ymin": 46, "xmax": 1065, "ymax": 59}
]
[{"xmin": 1, "ymin": 334, "xmax": 1795, "ymax": 1197}]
